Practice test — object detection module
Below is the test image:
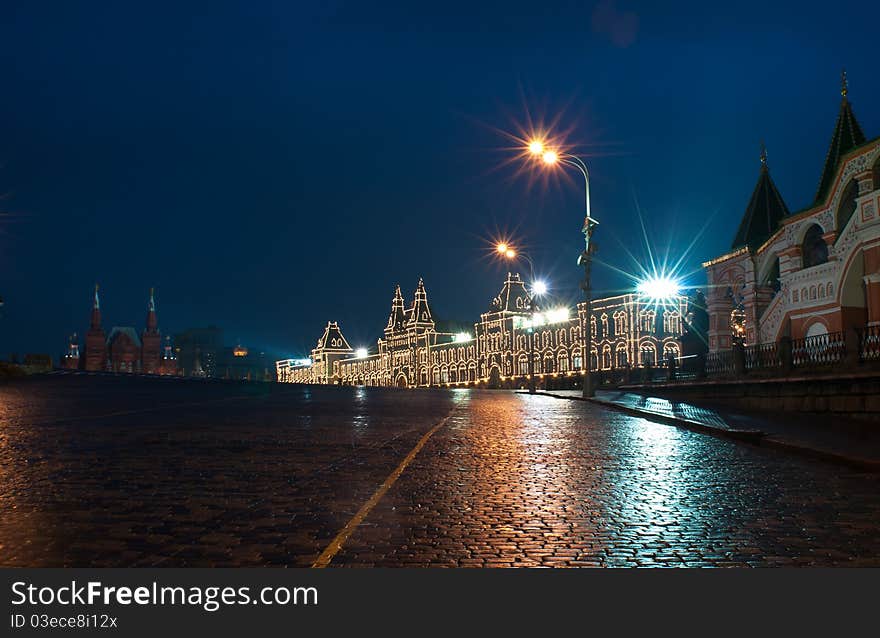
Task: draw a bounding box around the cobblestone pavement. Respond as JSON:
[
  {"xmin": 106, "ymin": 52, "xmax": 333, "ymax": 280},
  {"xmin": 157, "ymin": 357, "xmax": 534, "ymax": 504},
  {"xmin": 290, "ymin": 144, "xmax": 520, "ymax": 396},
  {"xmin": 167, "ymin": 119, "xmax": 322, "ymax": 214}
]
[{"xmin": 2, "ymin": 376, "xmax": 880, "ymax": 567}]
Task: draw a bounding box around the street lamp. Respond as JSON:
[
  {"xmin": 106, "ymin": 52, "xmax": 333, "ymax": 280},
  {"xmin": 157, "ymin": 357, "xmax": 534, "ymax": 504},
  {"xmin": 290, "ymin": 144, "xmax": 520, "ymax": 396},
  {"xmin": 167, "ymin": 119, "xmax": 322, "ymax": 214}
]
[
  {"xmin": 497, "ymin": 243, "xmax": 550, "ymax": 393},
  {"xmin": 524, "ymin": 284, "xmax": 549, "ymax": 394},
  {"xmin": 636, "ymin": 275, "xmax": 681, "ymax": 300},
  {"xmin": 527, "ymin": 139, "xmax": 598, "ymax": 398}
]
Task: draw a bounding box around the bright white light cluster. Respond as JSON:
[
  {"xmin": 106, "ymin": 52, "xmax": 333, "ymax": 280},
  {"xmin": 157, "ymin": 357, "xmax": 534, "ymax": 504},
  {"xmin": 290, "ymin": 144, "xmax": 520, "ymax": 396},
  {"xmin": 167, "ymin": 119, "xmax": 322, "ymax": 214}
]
[
  {"xmin": 636, "ymin": 275, "xmax": 681, "ymax": 300},
  {"xmin": 513, "ymin": 307, "xmax": 570, "ymax": 329},
  {"xmin": 355, "ymin": 348, "xmax": 369, "ymax": 359},
  {"xmin": 531, "ymin": 280, "xmax": 548, "ymax": 296},
  {"xmin": 453, "ymin": 332, "xmax": 472, "ymax": 343},
  {"xmin": 293, "ymin": 358, "xmax": 311, "ymax": 367}
]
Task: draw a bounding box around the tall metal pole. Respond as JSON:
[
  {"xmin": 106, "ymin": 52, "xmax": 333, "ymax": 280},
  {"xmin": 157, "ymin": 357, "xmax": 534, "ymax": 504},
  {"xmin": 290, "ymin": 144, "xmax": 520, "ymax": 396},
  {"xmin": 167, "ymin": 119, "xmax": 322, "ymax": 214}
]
[
  {"xmin": 528, "ymin": 326, "xmax": 536, "ymax": 394},
  {"xmin": 580, "ymin": 218, "xmax": 597, "ymax": 398},
  {"xmin": 562, "ymin": 154, "xmax": 598, "ymax": 399}
]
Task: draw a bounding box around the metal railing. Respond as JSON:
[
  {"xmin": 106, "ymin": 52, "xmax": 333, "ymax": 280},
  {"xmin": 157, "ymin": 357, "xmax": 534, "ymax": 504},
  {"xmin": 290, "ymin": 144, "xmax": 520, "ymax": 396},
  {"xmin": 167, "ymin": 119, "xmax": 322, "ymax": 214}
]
[
  {"xmin": 705, "ymin": 350, "xmax": 734, "ymax": 376},
  {"xmin": 861, "ymin": 324, "xmax": 880, "ymax": 362},
  {"xmin": 791, "ymin": 331, "xmax": 845, "ymax": 367},
  {"xmin": 744, "ymin": 341, "xmax": 781, "ymax": 371}
]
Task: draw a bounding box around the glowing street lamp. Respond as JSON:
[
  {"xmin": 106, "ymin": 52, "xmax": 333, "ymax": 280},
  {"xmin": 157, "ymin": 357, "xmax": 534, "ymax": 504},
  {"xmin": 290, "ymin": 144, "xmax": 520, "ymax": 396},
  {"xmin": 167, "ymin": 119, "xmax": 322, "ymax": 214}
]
[
  {"xmin": 354, "ymin": 347, "xmax": 369, "ymax": 359},
  {"xmin": 531, "ymin": 279, "xmax": 548, "ymax": 297},
  {"xmin": 636, "ymin": 275, "xmax": 681, "ymax": 301},
  {"xmin": 523, "ymin": 137, "xmax": 598, "ymax": 397},
  {"xmin": 541, "ymin": 150, "xmax": 559, "ymax": 165}
]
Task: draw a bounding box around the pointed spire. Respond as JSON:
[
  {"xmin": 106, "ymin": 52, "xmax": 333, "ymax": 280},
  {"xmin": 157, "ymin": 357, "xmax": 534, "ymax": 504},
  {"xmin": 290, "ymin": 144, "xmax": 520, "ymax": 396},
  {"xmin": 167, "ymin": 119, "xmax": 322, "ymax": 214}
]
[
  {"xmin": 407, "ymin": 278, "xmax": 434, "ymax": 328},
  {"xmin": 731, "ymin": 145, "xmax": 790, "ymax": 251},
  {"xmin": 145, "ymin": 287, "xmax": 158, "ymax": 332},
  {"xmin": 90, "ymin": 284, "xmax": 102, "ymax": 329},
  {"xmin": 814, "ymin": 69, "xmax": 866, "ymax": 204},
  {"xmin": 385, "ymin": 284, "xmax": 407, "ymax": 334}
]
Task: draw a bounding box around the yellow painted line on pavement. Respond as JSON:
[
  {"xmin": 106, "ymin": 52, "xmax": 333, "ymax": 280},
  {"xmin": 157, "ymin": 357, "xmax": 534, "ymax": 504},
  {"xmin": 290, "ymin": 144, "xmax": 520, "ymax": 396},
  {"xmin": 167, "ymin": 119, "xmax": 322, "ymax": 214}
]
[{"xmin": 311, "ymin": 412, "xmax": 454, "ymax": 568}]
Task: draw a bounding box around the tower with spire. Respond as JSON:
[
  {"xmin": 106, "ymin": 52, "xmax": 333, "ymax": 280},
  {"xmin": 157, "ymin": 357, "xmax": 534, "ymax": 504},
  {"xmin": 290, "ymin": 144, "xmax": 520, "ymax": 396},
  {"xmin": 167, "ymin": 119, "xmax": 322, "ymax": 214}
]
[
  {"xmin": 84, "ymin": 284, "xmax": 108, "ymax": 371},
  {"xmin": 406, "ymin": 278, "xmax": 435, "ymax": 332},
  {"xmin": 731, "ymin": 142, "xmax": 791, "ymax": 252},
  {"xmin": 141, "ymin": 288, "xmax": 162, "ymax": 374},
  {"xmin": 384, "ymin": 285, "xmax": 408, "ymax": 338},
  {"xmin": 814, "ymin": 69, "xmax": 866, "ymax": 205}
]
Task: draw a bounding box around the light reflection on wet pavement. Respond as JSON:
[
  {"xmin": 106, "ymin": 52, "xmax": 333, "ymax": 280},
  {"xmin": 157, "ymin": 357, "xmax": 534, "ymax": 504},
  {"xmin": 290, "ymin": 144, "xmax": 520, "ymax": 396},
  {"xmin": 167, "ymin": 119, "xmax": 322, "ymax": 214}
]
[{"xmin": 2, "ymin": 376, "xmax": 879, "ymax": 567}]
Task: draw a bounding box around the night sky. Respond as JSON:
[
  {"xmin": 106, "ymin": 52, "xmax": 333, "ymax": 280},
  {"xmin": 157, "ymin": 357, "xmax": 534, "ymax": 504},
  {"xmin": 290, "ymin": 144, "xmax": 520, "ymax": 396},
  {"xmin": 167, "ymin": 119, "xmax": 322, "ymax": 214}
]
[{"xmin": 1, "ymin": 1, "xmax": 877, "ymax": 359}]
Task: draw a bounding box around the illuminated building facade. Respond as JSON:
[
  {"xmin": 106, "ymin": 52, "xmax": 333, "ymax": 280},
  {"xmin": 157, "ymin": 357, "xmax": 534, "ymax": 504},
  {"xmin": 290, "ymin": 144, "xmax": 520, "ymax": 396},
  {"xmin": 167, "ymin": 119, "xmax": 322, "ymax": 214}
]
[
  {"xmin": 277, "ymin": 273, "xmax": 686, "ymax": 388},
  {"xmin": 703, "ymin": 75, "xmax": 880, "ymax": 350}
]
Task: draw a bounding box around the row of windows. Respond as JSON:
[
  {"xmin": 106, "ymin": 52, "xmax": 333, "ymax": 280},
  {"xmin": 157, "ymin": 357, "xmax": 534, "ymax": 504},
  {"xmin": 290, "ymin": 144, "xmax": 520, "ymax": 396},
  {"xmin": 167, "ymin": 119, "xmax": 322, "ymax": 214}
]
[{"xmin": 792, "ymin": 282, "xmax": 834, "ymax": 303}]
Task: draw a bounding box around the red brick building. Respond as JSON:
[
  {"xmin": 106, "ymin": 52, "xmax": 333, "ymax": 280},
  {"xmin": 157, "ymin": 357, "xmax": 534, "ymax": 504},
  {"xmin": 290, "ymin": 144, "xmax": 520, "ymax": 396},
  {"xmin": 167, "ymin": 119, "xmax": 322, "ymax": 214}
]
[{"xmin": 63, "ymin": 286, "xmax": 177, "ymax": 375}]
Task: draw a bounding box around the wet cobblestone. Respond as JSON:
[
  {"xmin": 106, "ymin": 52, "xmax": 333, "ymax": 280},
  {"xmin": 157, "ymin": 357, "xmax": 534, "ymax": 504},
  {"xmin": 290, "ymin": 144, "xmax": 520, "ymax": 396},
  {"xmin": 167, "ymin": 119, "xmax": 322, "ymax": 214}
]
[
  {"xmin": 2, "ymin": 376, "xmax": 879, "ymax": 567},
  {"xmin": 333, "ymin": 391, "xmax": 880, "ymax": 567}
]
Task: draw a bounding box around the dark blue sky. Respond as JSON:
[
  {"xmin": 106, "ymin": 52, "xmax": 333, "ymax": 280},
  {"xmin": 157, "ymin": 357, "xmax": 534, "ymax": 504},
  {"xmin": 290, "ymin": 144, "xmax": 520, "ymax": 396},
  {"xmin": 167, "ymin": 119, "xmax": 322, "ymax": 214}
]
[{"xmin": 1, "ymin": 1, "xmax": 877, "ymax": 358}]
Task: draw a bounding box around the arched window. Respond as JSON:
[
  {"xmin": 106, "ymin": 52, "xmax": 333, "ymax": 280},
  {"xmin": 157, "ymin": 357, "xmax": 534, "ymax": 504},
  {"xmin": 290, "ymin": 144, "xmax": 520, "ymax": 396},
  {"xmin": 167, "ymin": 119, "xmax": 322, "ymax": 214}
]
[
  {"xmin": 614, "ymin": 311, "xmax": 627, "ymax": 334},
  {"xmin": 543, "ymin": 354, "xmax": 554, "ymax": 373},
  {"xmin": 802, "ymin": 224, "xmax": 828, "ymax": 268},
  {"xmin": 616, "ymin": 345, "xmax": 627, "ymax": 368},
  {"xmin": 640, "ymin": 345, "xmax": 656, "ymax": 366},
  {"xmin": 558, "ymin": 353, "xmax": 569, "ymax": 372},
  {"xmin": 663, "ymin": 312, "xmax": 680, "ymax": 334},
  {"xmin": 518, "ymin": 355, "xmax": 529, "ymax": 375},
  {"xmin": 640, "ymin": 310, "xmax": 656, "ymax": 333},
  {"xmin": 602, "ymin": 345, "xmax": 612, "ymax": 369},
  {"xmin": 763, "ymin": 257, "xmax": 781, "ymax": 293},
  {"xmin": 589, "ymin": 350, "xmax": 598, "ymax": 371},
  {"xmin": 601, "ymin": 314, "xmax": 609, "ymax": 338},
  {"xmin": 836, "ymin": 180, "xmax": 859, "ymax": 235}
]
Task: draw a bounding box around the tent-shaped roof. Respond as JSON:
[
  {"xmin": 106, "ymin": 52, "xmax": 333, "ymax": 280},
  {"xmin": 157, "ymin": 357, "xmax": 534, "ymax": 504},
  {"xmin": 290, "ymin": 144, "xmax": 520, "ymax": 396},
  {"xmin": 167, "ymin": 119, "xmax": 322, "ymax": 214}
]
[
  {"xmin": 731, "ymin": 148, "xmax": 790, "ymax": 251},
  {"xmin": 315, "ymin": 321, "xmax": 353, "ymax": 353},
  {"xmin": 406, "ymin": 278, "xmax": 434, "ymax": 327},
  {"xmin": 488, "ymin": 273, "xmax": 533, "ymax": 313},
  {"xmin": 814, "ymin": 72, "xmax": 866, "ymax": 205},
  {"xmin": 385, "ymin": 285, "xmax": 407, "ymax": 333}
]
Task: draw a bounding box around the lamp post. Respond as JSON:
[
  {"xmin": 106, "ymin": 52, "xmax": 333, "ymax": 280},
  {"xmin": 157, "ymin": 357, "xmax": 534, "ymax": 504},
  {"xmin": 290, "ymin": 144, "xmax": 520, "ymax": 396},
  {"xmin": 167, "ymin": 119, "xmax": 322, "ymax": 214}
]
[
  {"xmin": 498, "ymin": 244, "xmax": 547, "ymax": 393},
  {"xmin": 527, "ymin": 142, "xmax": 598, "ymax": 398}
]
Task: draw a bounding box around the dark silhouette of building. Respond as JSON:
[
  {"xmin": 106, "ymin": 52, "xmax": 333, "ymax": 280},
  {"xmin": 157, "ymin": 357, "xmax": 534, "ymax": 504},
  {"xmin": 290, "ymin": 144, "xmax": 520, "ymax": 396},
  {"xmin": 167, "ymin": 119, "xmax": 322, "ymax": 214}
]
[{"xmin": 174, "ymin": 326, "xmax": 223, "ymax": 377}]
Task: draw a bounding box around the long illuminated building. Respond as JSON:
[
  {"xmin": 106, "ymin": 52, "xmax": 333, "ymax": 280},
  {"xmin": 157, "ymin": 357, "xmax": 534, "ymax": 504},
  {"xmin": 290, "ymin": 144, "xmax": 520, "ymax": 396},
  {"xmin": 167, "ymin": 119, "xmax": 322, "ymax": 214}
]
[{"xmin": 277, "ymin": 273, "xmax": 686, "ymax": 388}]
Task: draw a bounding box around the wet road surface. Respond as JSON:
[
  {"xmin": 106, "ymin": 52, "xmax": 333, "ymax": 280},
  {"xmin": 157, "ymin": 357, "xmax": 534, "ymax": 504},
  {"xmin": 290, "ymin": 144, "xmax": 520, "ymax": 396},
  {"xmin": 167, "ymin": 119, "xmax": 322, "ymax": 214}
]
[{"xmin": 1, "ymin": 375, "xmax": 879, "ymax": 567}]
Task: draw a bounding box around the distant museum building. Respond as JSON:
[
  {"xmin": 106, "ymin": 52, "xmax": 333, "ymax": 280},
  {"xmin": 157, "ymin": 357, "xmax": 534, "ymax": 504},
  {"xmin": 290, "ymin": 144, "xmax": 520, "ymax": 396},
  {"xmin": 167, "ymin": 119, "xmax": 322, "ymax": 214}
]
[
  {"xmin": 62, "ymin": 286, "xmax": 177, "ymax": 375},
  {"xmin": 703, "ymin": 73, "xmax": 880, "ymax": 351},
  {"xmin": 277, "ymin": 275, "xmax": 686, "ymax": 388}
]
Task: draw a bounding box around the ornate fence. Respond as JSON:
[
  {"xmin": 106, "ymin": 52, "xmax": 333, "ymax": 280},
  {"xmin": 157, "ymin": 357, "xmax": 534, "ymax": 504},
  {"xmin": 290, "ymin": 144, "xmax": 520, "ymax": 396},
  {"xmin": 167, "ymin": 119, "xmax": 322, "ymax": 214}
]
[
  {"xmin": 704, "ymin": 350, "xmax": 734, "ymax": 376},
  {"xmin": 744, "ymin": 342, "xmax": 781, "ymax": 371},
  {"xmin": 861, "ymin": 324, "xmax": 880, "ymax": 362},
  {"xmin": 791, "ymin": 331, "xmax": 845, "ymax": 367}
]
